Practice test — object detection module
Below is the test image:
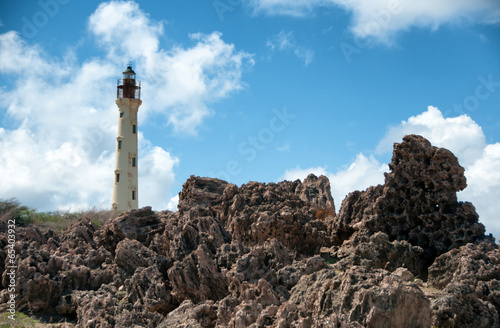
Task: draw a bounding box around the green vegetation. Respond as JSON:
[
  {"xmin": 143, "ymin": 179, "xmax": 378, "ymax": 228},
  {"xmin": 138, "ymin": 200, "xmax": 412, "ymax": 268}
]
[
  {"xmin": 0, "ymin": 311, "xmax": 42, "ymax": 328},
  {"xmin": 0, "ymin": 198, "xmax": 116, "ymax": 232},
  {"xmin": 0, "ymin": 311, "xmax": 75, "ymax": 327}
]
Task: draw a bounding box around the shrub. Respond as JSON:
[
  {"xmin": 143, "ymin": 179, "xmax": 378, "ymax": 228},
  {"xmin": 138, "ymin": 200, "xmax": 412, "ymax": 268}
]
[{"xmin": 0, "ymin": 198, "xmax": 116, "ymax": 232}]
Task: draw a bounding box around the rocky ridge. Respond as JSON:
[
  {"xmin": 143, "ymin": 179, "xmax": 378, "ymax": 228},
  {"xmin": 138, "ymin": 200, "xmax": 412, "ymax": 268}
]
[{"xmin": 0, "ymin": 134, "xmax": 498, "ymax": 327}]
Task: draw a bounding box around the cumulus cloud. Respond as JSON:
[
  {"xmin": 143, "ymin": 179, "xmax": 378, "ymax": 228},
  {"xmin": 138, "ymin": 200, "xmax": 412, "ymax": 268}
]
[
  {"xmin": 267, "ymin": 30, "xmax": 314, "ymax": 66},
  {"xmin": 89, "ymin": 1, "xmax": 253, "ymax": 135},
  {"xmin": 460, "ymin": 144, "xmax": 500, "ymax": 234},
  {"xmin": 281, "ymin": 106, "xmax": 500, "ymax": 239},
  {"xmin": 0, "ymin": 1, "xmax": 249, "ymax": 211},
  {"xmin": 166, "ymin": 194, "xmax": 179, "ymax": 212},
  {"xmin": 0, "ymin": 31, "xmax": 117, "ymax": 211},
  {"xmin": 376, "ymin": 106, "xmax": 485, "ymax": 166},
  {"xmin": 248, "ymin": 0, "xmax": 500, "ymax": 43},
  {"xmin": 139, "ymin": 144, "xmax": 179, "ymax": 210}
]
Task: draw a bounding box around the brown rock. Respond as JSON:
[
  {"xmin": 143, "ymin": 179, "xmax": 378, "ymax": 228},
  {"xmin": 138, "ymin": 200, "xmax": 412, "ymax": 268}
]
[
  {"xmin": 114, "ymin": 238, "xmax": 157, "ymax": 274},
  {"xmin": 162, "ymin": 213, "xmax": 230, "ymax": 261},
  {"xmin": 178, "ymin": 175, "xmax": 228, "ymax": 214},
  {"xmin": 94, "ymin": 206, "xmax": 164, "ymax": 253},
  {"xmin": 158, "ymin": 300, "xmax": 217, "ymax": 328},
  {"xmin": 295, "ymin": 174, "xmax": 335, "ymax": 210},
  {"xmin": 168, "ymin": 244, "xmax": 228, "ymax": 303},
  {"xmin": 59, "ymin": 217, "xmax": 97, "ymax": 249},
  {"xmin": 331, "ymin": 135, "xmax": 488, "ymax": 267},
  {"xmin": 284, "ymin": 266, "xmax": 432, "ymax": 327},
  {"xmin": 428, "ymin": 242, "xmax": 500, "ymax": 327},
  {"xmin": 123, "ymin": 266, "xmax": 175, "ymax": 314},
  {"xmin": 330, "ymin": 230, "xmax": 425, "ymax": 276},
  {"xmin": 222, "ymin": 178, "xmax": 332, "ymax": 255}
]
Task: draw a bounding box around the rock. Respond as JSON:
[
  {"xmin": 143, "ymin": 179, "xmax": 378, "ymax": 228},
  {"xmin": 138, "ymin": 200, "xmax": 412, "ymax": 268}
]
[
  {"xmin": 123, "ymin": 266, "xmax": 175, "ymax": 314},
  {"xmin": 158, "ymin": 300, "xmax": 217, "ymax": 328},
  {"xmin": 74, "ymin": 283, "xmax": 165, "ymax": 328},
  {"xmin": 94, "ymin": 206, "xmax": 164, "ymax": 253},
  {"xmin": 2, "ymin": 134, "xmax": 499, "ymax": 328},
  {"xmin": 284, "ymin": 266, "xmax": 432, "ymax": 328},
  {"xmin": 114, "ymin": 238, "xmax": 162, "ymax": 275},
  {"xmin": 428, "ymin": 242, "xmax": 500, "ymax": 289},
  {"xmin": 162, "ymin": 213, "xmax": 231, "ymax": 261},
  {"xmin": 329, "ymin": 230, "xmax": 425, "ymax": 276},
  {"xmin": 277, "ymin": 255, "xmax": 327, "ymax": 290},
  {"xmin": 295, "ymin": 174, "xmax": 335, "ymax": 211},
  {"xmin": 428, "ymin": 242, "xmax": 500, "ymax": 327},
  {"xmin": 231, "ymin": 239, "xmax": 292, "ymax": 285},
  {"xmin": 168, "ymin": 244, "xmax": 229, "ymax": 303},
  {"xmin": 331, "ymin": 135, "xmax": 488, "ymax": 267},
  {"xmin": 59, "ymin": 217, "xmax": 97, "ymax": 249},
  {"xmin": 222, "ymin": 178, "xmax": 332, "ymax": 255},
  {"xmin": 431, "ymin": 286, "xmax": 499, "ymax": 328},
  {"xmin": 22, "ymin": 275, "xmax": 62, "ymax": 312},
  {"xmin": 178, "ymin": 175, "xmax": 228, "ymax": 214}
]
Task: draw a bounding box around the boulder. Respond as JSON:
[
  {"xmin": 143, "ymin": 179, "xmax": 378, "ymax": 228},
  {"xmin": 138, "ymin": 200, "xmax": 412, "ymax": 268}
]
[
  {"xmin": 282, "ymin": 266, "xmax": 432, "ymax": 328},
  {"xmin": 331, "ymin": 135, "xmax": 488, "ymax": 267}
]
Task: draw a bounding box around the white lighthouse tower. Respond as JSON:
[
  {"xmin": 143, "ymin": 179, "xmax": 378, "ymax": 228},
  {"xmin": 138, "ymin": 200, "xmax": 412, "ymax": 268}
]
[{"xmin": 111, "ymin": 65, "xmax": 141, "ymax": 212}]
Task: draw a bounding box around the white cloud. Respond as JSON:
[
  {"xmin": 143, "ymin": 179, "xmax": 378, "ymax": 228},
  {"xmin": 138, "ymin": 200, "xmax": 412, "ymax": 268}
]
[
  {"xmin": 267, "ymin": 30, "xmax": 314, "ymax": 65},
  {"xmin": 460, "ymin": 144, "xmax": 500, "ymax": 235},
  {"xmin": 89, "ymin": 1, "xmax": 254, "ymax": 135},
  {"xmin": 376, "ymin": 106, "xmax": 485, "ymax": 166},
  {"xmin": 328, "ymin": 154, "xmax": 388, "ymax": 203},
  {"xmin": 166, "ymin": 194, "xmax": 179, "ymax": 212},
  {"xmin": 281, "ymin": 106, "xmax": 500, "ymax": 239},
  {"xmin": 248, "ymin": 0, "xmax": 500, "ymax": 43},
  {"xmin": 0, "ymin": 1, "xmax": 250, "ymax": 212},
  {"xmin": 139, "ymin": 145, "xmax": 179, "ymax": 211},
  {"xmin": 0, "ymin": 31, "xmax": 117, "ymax": 211}
]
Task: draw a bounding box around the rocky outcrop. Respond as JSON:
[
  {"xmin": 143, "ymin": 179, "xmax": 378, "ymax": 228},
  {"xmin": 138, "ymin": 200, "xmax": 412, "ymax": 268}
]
[
  {"xmin": 328, "ymin": 135, "xmax": 491, "ymax": 275},
  {"xmin": 427, "ymin": 242, "xmax": 500, "ymax": 327},
  {"xmin": 279, "ymin": 266, "xmax": 432, "ymax": 327},
  {"xmin": 220, "ymin": 176, "xmax": 332, "ymax": 255},
  {"xmin": 1, "ymin": 134, "xmax": 498, "ymax": 328}
]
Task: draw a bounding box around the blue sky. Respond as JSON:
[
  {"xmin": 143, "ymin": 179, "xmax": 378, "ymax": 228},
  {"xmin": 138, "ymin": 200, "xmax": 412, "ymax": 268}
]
[{"xmin": 0, "ymin": 0, "xmax": 499, "ymax": 237}]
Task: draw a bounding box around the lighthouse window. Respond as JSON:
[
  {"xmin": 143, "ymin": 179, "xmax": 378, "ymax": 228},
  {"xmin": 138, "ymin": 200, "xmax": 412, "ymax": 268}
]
[
  {"xmin": 115, "ymin": 173, "xmax": 120, "ymax": 183},
  {"xmin": 132, "ymin": 157, "xmax": 136, "ymax": 167},
  {"xmin": 120, "ymin": 112, "xmax": 124, "ymax": 118},
  {"xmin": 132, "ymin": 125, "xmax": 137, "ymax": 134},
  {"xmin": 132, "ymin": 190, "xmax": 136, "ymax": 200},
  {"xmin": 118, "ymin": 140, "xmax": 122, "ymax": 150}
]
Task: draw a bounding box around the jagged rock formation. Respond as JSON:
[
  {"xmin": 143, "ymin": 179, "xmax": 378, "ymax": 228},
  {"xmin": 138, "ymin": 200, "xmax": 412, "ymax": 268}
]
[
  {"xmin": 0, "ymin": 134, "xmax": 498, "ymax": 328},
  {"xmin": 328, "ymin": 135, "xmax": 489, "ymax": 274}
]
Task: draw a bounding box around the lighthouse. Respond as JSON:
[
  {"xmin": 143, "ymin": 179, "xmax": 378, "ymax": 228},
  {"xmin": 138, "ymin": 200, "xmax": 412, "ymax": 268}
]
[{"xmin": 111, "ymin": 65, "xmax": 141, "ymax": 212}]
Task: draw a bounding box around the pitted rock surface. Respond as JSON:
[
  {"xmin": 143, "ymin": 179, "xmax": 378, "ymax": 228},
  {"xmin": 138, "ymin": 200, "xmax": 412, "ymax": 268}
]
[{"xmin": 330, "ymin": 134, "xmax": 489, "ymax": 268}]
